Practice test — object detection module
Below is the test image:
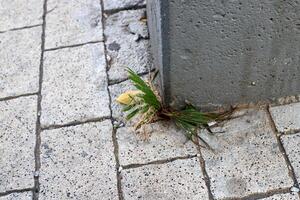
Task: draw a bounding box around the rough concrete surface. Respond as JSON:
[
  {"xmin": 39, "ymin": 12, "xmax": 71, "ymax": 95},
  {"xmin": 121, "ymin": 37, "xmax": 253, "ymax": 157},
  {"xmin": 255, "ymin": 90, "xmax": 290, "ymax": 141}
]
[
  {"xmin": 0, "ymin": 0, "xmax": 43, "ymax": 31},
  {"xmin": 148, "ymin": 0, "xmax": 300, "ymax": 109},
  {"xmin": 0, "ymin": 192, "xmax": 32, "ymax": 200},
  {"xmin": 41, "ymin": 43, "xmax": 110, "ymax": 127},
  {"xmin": 281, "ymin": 133, "xmax": 300, "ymax": 184},
  {"xmin": 103, "ymin": 0, "xmax": 146, "ymax": 11},
  {"xmin": 39, "ymin": 121, "xmax": 118, "ymax": 200},
  {"xmin": 121, "ymin": 157, "xmax": 209, "ymax": 200},
  {"xmin": 117, "ymin": 121, "xmax": 197, "ymax": 166},
  {"xmin": 1, "ymin": 1, "xmax": 300, "ymax": 199},
  {"xmin": 0, "ymin": 27, "xmax": 41, "ymax": 99},
  {"xmin": 0, "ymin": 96, "xmax": 37, "ymax": 192},
  {"xmin": 105, "ymin": 9, "xmax": 150, "ymax": 81},
  {"xmin": 262, "ymin": 193, "xmax": 300, "ymax": 200},
  {"xmin": 45, "ymin": 0, "xmax": 103, "ymax": 49},
  {"xmin": 200, "ymin": 109, "xmax": 293, "ymax": 199},
  {"xmin": 270, "ymin": 102, "xmax": 300, "ymax": 133}
]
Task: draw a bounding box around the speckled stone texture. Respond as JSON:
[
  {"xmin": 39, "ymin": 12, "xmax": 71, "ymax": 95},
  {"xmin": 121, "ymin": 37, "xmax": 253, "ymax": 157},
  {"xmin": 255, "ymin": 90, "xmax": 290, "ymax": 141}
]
[
  {"xmin": 262, "ymin": 193, "xmax": 300, "ymax": 200},
  {"xmin": 103, "ymin": 0, "xmax": 145, "ymax": 11},
  {"xmin": 0, "ymin": 27, "xmax": 41, "ymax": 99},
  {"xmin": 0, "ymin": 192, "xmax": 33, "ymax": 200},
  {"xmin": 0, "ymin": 96, "xmax": 37, "ymax": 192},
  {"xmin": 281, "ymin": 133, "xmax": 300, "ymax": 184},
  {"xmin": 41, "ymin": 43, "xmax": 110, "ymax": 127},
  {"xmin": 200, "ymin": 109, "xmax": 294, "ymax": 199},
  {"xmin": 270, "ymin": 102, "xmax": 300, "ymax": 134},
  {"xmin": 105, "ymin": 9, "xmax": 150, "ymax": 81},
  {"xmin": 0, "ymin": 0, "xmax": 43, "ymax": 31},
  {"xmin": 39, "ymin": 121, "xmax": 118, "ymax": 200},
  {"xmin": 117, "ymin": 121, "xmax": 197, "ymax": 166},
  {"xmin": 45, "ymin": 0, "xmax": 103, "ymax": 49},
  {"xmin": 121, "ymin": 157, "xmax": 209, "ymax": 199}
]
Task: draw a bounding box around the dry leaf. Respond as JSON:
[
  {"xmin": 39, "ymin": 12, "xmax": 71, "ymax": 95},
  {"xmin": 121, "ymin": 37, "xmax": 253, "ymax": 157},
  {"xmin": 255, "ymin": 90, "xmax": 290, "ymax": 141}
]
[{"xmin": 116, "ymin": 90, "xmax": 141, "ymax": 105}]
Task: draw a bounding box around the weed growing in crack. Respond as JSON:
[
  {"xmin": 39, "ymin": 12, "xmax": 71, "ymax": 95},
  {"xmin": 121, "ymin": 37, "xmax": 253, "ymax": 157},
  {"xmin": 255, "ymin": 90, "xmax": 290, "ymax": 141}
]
[{"xmin": 116, "ymin": 68, "xmax": 233, "ymax": 148}]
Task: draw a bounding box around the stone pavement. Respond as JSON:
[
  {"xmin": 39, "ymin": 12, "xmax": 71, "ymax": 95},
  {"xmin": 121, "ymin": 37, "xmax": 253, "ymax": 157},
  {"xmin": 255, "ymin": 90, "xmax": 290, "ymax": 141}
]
[{"xmin": 0, "ymin": 1, "xmax": 299, "ymax": 200}]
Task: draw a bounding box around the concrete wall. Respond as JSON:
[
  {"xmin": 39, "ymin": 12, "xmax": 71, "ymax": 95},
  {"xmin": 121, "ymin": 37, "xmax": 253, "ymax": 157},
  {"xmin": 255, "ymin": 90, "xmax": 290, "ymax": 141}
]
[{"xmin": 147, "ymin": 0, "xmax": 300, "ymax": 110}]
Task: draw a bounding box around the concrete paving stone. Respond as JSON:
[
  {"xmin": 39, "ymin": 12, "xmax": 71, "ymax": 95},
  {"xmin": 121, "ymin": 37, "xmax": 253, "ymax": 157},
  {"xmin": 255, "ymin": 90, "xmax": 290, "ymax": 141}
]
[
  {"xmin": 117, "ymin": 121, "xmax": 198, "ymax": 166},
  {"xmin": 0, "ymin": 96, "xmax": 37, "ymax": 192},
  {"xmin": 121, "ymin": 157, "xmax": 209, "ymax": 200},
  {"xmin": 199, "ymin": 109, "xmax": 294, "ymax": 199},
  {"xmin": 0, "ymin": 0, "xmax": 43, "ymax": 31},
  {"xmin": 103, "ymin": 0, "xmax": 146, "ymax": 11},
  {"xmin": 270, "ymin": 102, "xmax": 300, "ymax": 134},
  {"xmin": 41, "ymin": 43, "xmax": 110, "ymax": 127},
  {"xmin": 105, "ymin": 9, "xmax": 150, "ymax": 81},
  {"xmin": 45, "ymin": 0, "xmax": 103, "ymax": 49},
  {"xmin": 0, "ymin": 192, "xmax": 32, "ymax": 200},
  {"xmin": 262, "ymin": 193, "xmax": 300, "ymax": 200},
  {"xmin": 0, "ymin": 27, "xmax": 41, "ymax": 98},
  {"xmin": 281, "ymin": 132, "xmax": 300, "ymax": 184},
  {"xmin": 39, "ymin": 120, "xmax": 118, "ymax": 200}
]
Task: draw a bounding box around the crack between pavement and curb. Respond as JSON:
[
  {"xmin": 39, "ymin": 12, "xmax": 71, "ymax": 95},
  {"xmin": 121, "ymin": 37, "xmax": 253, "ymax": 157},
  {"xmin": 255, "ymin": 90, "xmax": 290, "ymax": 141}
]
[
  {"xmin": 0, "ymin": 92, "xmax": 38, "ymax": 102},
  {"xmin": 121, "ymin": 154, "xmax": 198, "ymax": 170},
  {"xmin": 40, "ymin": 116, "xmax": 111, "ymax": 130},
  {"xmin": 100, "ymin": 0, "xmax": 124, "ymax": 199},
  {"xmin": 266, "ymin": 106, "xmax": 300, "ymax": 199},
  {"xmin": 195, "ymin": 142, "xmax": 215, "ymax": 200},
  {"xmin": 104, "ymin": 4, "xmax": 146, "ymax": 16},
  {"xmin": 108, "ymin": 69, "xmax": 155, "ymax": 86},
  {"xmin": 0, "ymin": 188, "xmax": 33, "ymax": 197},
  {"xmin": 44, "ymin": 40, "xmax": 104, "ymax": 51},
  {"xmin": 0, "ymin": 24, "xmax": 42, "ymax": 34},
  {"xmin": 269, "ymin": 95, "xmax": 300, "ymax": 108},
  {"xmin": 33, "ymin": 0, "xmax": 48, "ymax": 199},
  {"xmin": 221, "ymin": 187, "xmax": 291, "ymax": 200}
]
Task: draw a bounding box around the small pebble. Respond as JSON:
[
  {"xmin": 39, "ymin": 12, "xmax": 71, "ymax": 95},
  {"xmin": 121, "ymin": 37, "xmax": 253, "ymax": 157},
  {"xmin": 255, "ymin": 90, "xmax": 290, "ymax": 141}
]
[
  {"xmin": 208, "ymin": 121, "xmax": 217, "ymax": 127},
  {"xmin": 290, "ymin": 186, "xmax": 300, "ymax": 193},
  {"xmin": 34, "ymin": 171, "xmax": 39, "ymax": 177},
  {"xmin": 118, "ymin": 166, "xmax": 123, "ymax": 172}
]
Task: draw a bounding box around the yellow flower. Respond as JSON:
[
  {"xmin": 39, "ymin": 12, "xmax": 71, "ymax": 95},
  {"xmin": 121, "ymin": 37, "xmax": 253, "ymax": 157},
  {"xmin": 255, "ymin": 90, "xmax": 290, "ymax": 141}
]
[{"xmin": 116, "ymin": 90, "xmax": 141, "ymax": 105}]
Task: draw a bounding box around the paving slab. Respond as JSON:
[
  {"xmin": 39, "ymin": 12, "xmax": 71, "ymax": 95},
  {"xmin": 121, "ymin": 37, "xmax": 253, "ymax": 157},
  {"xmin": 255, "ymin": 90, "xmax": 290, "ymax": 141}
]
[
  {"xmin": 281, "ymin": 133, "xmax": 300, "ymax": 184},
  {"xmin": 0, "ymin": 192, "xmax": 32, "ymax": 200},
  {"xmin": 41, "ymin": 43, "xmax": 110, "ymax": 127},
  {"xmin": 262, "ymin": 193, "xmax": 300, "ymax": 200},
  {"xmin": 45, "ymin": 0, "xmax": 103, "ymax": 49},
  {"xmin": 105, "ymin": 9, "xmax": 150, "ymax": 81},
  {"xmin": 117, "ymin": 121, "xmax": 197, "ymax": 166},
  {"xmin": 121, "ymin": 157, "xmax": 209, "ymax": 200},
  {"xmin": 270, "ymin": 102, "xmax": 300, "ymax": 134},
  {"xmin": 103, "ymin": 0, "xmax": 146, "ymax": 11},
  {"xmin": 200, "ymin": 109, "xmax": 294, "ymax": 199},
  {"xmin": 0, "ymin": 27, "xmax": 41, "ymax": 99},
  {"xmin": 0, "ymin": 96, "xmax": 37, "ymax": 192},
  {"xmin": 39, "ymin": 120, "xmax": 118, "ymax": 200},
  {"xmin": 0, "ymin": 0, "xmax": 43, "ymax": 31}
]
